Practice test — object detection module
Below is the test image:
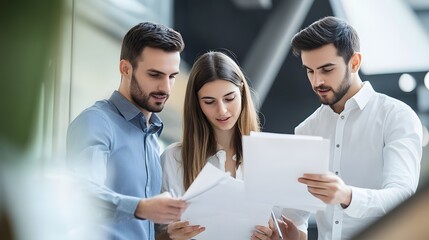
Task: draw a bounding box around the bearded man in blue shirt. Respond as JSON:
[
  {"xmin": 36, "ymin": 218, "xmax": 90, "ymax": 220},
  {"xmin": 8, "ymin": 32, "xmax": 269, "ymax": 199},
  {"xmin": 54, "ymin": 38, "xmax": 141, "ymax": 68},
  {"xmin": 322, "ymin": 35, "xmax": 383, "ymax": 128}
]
[{"xmin": 66, "ymin": 22, "xmax": 187, "ymax": 240}]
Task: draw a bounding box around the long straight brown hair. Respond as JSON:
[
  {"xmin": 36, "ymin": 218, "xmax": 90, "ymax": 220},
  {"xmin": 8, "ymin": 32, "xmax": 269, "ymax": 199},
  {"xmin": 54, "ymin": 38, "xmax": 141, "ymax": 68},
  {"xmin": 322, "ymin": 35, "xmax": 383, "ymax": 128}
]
[{"xmin": 182, "ymin": 51, "xmax": 260, "ymax": 190}]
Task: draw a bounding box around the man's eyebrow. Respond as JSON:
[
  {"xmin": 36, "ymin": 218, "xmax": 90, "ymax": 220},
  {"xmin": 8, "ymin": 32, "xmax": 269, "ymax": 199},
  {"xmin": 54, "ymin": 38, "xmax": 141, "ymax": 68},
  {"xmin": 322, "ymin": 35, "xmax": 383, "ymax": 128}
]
[
  {"xmin": 147, "ymin": 69, "xmax": 165, "ymax": 75},
  {"xmin": 316, "ymin": 63, "xmax": 335, "ymax": 69},
  {"xmin": 302, "ymin": 63, "xmax": 335, "ymax": 70},
  {"xmin": 147, "ymin": 69, "xmax": 180, "ymax": 75}
]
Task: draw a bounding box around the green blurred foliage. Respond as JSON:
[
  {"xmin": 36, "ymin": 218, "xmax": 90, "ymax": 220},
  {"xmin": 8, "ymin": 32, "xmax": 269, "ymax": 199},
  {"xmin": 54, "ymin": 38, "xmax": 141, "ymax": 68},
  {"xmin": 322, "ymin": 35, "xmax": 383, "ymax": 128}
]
[{"xmin": 0, "ymin": 0, "xmax": 62, "ymax": 152}]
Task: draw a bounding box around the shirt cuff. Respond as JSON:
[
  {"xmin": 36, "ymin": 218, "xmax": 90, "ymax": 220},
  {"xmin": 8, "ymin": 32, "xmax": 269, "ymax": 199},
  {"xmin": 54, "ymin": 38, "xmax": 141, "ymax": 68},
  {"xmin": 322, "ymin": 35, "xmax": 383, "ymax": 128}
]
[
  {"xmin": 116, "ymin": 195, "xmax": 141, "ymax": 218},
  {"xmin": 342, "ymin": 186, "xmax": 368, "ymax": 218}
]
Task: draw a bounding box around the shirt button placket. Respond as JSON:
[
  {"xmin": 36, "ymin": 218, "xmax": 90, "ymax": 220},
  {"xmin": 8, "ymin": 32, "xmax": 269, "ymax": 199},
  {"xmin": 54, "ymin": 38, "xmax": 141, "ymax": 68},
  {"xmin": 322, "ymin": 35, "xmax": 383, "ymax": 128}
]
[
  {"xmin": 334, "ymin": 114, "xmax": 345, "ymax": 180},
  {"xmin": 332, "ymin": 112, "xmax": 346, "ymax": 240}
]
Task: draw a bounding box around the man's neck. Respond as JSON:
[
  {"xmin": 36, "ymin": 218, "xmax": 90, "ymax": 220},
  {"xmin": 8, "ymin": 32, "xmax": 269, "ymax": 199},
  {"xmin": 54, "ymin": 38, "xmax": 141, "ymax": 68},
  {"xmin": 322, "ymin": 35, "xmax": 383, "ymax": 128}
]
[
  {"xmin": 331, "ymin": 76, "xmax": 364, "ymax": 114},
  {"xmin": 142, "ymin": 111, "xmax": 152, "ymax": 127}
]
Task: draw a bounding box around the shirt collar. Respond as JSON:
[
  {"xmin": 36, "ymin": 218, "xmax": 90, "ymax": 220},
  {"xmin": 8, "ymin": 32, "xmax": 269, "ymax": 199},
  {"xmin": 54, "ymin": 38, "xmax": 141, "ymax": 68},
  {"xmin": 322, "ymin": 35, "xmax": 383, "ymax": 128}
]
[
  {"xmin": 347, "ymin": 81, "xmax": 375, "ymax": 111},
  {"xmin": 320, "ymin": 81, "xmax": 375, "ymax": 115},
  {"xmin": 109, "ymin": 91, "xmax": 163, "ymax": 129},
  {"xmin": 110, "ymin": 91, "xmax": 141, "ymax": 121},
  {"xmin": 214, "ymin": 149, "xmax": 237, "ymax": 162}
]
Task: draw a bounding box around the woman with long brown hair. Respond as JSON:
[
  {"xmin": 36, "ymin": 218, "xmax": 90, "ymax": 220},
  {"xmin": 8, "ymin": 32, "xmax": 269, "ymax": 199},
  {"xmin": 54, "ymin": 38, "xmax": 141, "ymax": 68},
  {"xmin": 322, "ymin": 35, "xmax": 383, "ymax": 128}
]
[{"xmin": 159, "ymin": 51, "xmax": 274, "ymax": 240}]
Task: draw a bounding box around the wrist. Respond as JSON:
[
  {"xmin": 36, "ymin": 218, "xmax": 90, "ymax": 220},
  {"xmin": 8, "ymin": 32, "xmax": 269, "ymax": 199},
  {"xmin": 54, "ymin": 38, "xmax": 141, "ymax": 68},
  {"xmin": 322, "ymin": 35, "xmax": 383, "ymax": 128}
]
[
  {"xmin": 135, "ymin": 199, "xmax": 147, "ymax": 220},
  {"xmin": 340, "ymin": 186, "xmax": 352, "ymax": 209}
]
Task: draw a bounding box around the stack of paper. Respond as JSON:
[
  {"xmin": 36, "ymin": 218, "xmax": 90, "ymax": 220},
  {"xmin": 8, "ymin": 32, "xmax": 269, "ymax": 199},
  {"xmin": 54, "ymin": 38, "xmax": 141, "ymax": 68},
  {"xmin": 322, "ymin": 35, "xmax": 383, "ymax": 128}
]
[
  {"xmin": 243, "ymin": 132, "xmax": 330, "ymax": 212},
  {"xmin": 181, "ymin": 163, "xmax": 273, "ymax": 240}
]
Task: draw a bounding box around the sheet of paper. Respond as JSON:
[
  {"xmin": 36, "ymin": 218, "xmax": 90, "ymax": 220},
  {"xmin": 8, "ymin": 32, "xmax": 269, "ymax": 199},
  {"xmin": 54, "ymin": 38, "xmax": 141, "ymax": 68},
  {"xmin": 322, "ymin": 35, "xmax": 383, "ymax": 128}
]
[
  {"xmin": 181, "ymin": 163, "xmax": 273, "ymax": 240},
  {"xmin": 243, "ymin": 132, "xmax": 330, "ymax": 212},
  {"xmin": 181, "ymin": 163, "xmax": 230, "ymax": 201}
]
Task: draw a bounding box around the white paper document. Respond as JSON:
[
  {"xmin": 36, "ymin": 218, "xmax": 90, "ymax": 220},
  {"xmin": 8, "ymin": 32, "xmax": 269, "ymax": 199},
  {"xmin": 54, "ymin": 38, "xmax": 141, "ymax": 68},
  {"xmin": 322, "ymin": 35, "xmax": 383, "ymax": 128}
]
[
  {"xmin": 243, "ymin": 132, "xmax": 330, "ymax": 212},
  {"xmin": 181, "ymin": 163, "xmax": 273, "ymax": 240}
]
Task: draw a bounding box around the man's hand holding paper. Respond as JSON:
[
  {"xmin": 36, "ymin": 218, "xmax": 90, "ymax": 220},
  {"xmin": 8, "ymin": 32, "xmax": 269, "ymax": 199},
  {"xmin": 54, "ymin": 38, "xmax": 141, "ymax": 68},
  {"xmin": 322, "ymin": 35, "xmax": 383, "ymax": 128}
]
[{"xmin": 298, "ymin": 173, "xmax": 352, "ymax": 208}]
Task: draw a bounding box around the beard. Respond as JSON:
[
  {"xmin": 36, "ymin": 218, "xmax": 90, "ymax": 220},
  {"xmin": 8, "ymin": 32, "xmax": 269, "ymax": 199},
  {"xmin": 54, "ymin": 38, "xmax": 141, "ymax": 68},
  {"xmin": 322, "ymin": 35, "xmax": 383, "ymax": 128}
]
[
  {"xmin": 130, "ymin": 73, "xmax": 169, "ymax": 113},
  {"xmin": 315, "ymin": 67, "xmax": 351, "ymax": 106}
]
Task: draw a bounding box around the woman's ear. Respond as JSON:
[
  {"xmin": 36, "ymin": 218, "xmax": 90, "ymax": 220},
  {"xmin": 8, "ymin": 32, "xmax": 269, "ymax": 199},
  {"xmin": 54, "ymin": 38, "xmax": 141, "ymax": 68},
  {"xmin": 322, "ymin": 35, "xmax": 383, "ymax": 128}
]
[{"xmin": 350, "ymin": 52, "xmax": 362, "ymax": 73}]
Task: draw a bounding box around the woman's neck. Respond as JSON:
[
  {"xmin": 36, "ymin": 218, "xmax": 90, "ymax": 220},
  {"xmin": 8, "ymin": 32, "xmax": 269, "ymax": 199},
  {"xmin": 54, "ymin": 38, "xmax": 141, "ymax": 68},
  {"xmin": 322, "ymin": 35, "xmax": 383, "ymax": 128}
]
[{"xmin": 215, "ymin": 129, "xmax": 234, "ymax": 151}]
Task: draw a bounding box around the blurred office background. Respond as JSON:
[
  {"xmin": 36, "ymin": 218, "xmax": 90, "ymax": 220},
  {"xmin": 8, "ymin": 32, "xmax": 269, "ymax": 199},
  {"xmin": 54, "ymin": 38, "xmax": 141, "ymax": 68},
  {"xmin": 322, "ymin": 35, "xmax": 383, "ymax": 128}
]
[{"xmin": 1, "ymin": 0, "xmax": 428, "ymax": 239}]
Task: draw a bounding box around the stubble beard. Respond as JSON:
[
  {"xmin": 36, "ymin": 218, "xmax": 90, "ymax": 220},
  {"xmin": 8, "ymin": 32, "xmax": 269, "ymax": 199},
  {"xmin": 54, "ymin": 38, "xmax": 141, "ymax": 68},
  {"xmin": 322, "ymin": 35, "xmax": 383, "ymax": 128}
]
[
  {"xmin": 317, "ymin": 67, "xmax": 351, "ymax": 106},
  {"xmin": 130, "ymin": 73, "xmax": 168, "ymax": 113}
]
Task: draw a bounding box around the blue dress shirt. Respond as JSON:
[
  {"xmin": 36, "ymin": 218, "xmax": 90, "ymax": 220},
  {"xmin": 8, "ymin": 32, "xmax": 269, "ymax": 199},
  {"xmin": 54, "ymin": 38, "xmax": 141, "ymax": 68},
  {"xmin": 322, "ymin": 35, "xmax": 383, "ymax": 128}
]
[{"xmin": 67, "ymin": 91, "xmax": 163, "ymax": 240}]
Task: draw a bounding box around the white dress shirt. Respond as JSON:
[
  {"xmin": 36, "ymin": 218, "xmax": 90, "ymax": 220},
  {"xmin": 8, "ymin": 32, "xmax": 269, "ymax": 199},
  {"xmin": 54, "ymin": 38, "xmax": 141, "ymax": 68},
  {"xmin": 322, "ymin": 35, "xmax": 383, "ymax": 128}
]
[
  {"xmin": 160, "ymin": 142, "xmax": 242, "ymax": 197},
  {"xmin": 295, "ymin": 82, "xmax": 422, "ymax": 240}
]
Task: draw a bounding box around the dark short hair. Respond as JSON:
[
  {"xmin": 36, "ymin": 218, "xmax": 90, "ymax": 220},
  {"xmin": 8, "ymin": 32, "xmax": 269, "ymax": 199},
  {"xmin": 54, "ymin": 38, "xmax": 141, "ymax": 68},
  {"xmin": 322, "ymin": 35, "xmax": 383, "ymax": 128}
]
[
  {"xmin": 120, "ymin": 22, "xmax": 184, "ymax": 68},
  {"xmin": 291, "ymin": 16, "xmax": 360, "ymax": 63}
]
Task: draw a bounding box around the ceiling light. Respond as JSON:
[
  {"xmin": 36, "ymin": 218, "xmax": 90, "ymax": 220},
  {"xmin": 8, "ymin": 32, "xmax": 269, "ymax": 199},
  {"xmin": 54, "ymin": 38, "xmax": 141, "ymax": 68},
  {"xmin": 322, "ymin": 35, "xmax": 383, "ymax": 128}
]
[
  {"xmin": 399, "ymin": 73, "xmax": 416, "ymax": 92},
  {"xmin": 422, "ymin": 125, "xmax": 429, "ymax": 147},
  {"xmin": 425, "ymin": 72, "xmax": 429, "ymax": 90}
]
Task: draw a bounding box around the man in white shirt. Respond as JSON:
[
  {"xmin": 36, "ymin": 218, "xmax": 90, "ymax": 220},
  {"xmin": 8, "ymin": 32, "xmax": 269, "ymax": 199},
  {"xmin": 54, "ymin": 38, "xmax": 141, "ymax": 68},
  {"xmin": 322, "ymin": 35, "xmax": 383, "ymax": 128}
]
[{"xmin": 278, "ymin": 16, "xmax": 423, "ymax": 240}]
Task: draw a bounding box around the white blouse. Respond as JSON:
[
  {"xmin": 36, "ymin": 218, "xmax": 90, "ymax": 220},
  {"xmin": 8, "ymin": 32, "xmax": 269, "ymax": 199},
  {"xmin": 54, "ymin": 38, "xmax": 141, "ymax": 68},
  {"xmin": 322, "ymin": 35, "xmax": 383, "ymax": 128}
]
[{"xmin": 160, "ymin": 142, "xmax": 243, "ymax": 197}]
